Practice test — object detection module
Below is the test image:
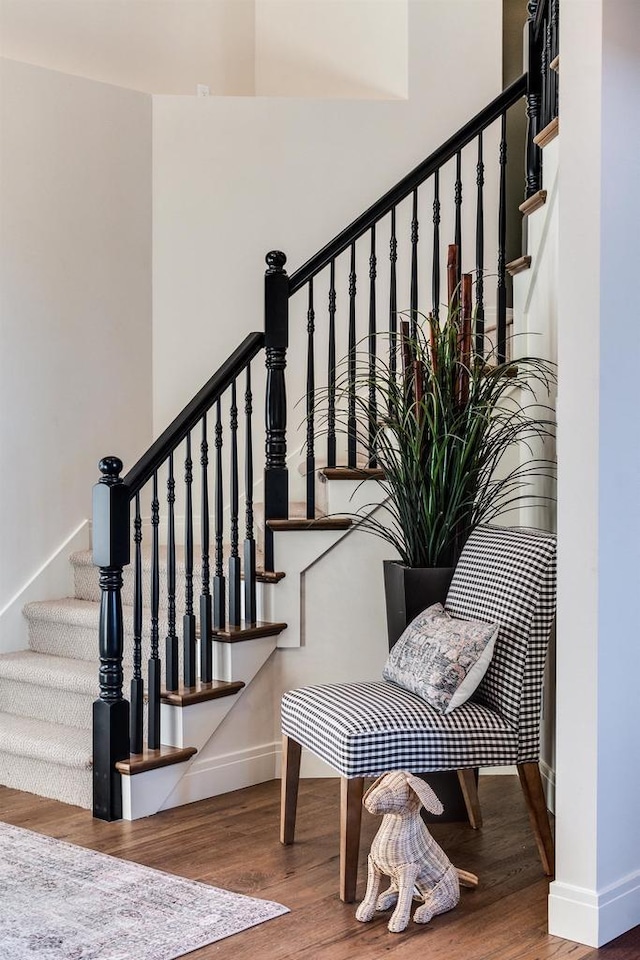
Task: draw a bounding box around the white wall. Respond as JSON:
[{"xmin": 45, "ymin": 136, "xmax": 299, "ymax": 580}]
[
  {"xmin": 152, "ymin": 0, "xmax": 503, "ymax": 439},
  {"xmin": 0, "ymin": 60, "xmax": 153, "ymax": 637},
  {"xmin": 550, "ymin": 0, "xmax": 640, "ymax": 946},
  {"xmin": 255, "ymin": 0, "xmax": 408, "ymax": 99},
  {"xmin": 0, "ymin": 0, "xmax": 256, "ymax": 96}
]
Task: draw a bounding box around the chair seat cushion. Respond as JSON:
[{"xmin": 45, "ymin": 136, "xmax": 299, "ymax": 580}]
[{"xmin": 281, "ymin": 680, "xmax": 518, "ymax": 778}]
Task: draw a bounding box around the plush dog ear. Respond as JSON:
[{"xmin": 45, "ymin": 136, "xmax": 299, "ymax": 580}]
[
  {"xmin": 405, "ymin": 773, "xmax": 444, "ymax": 816},
  {"xmin": 363, "ymin": 773, "xmax": 389, "ymax": 805}
]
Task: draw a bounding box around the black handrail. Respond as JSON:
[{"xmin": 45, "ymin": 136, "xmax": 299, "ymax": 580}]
[
  {"xmin": 289, "ymin": 73, "xmax": 527, "ymax": 295},
  {"xmin": 123, "ymin": 332, "xmax": 265, "ymax": 495},
  {"xmin": 533, "ymin": 0, "xmax": 549, "ymax": 42}
]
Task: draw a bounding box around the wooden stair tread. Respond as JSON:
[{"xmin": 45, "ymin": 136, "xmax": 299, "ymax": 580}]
[
  {"xmin": 533, "ymin": 116, "xmax": 559, "ymax": 148},
  {"xmin": 519, "ymin": 189, "xmax": 547, "ymax": 217},
  {"xmin": 213, "ymin": 620, "xmax": 287, "ymax": 642},
  {"xmin": 506, "ymin": 255, "xmax": 532, "ymax": 277},
  {"xmin": 161, "ymin": 679, "xmax": 245, "ymax": 706},
  {"xmin": 321, "ymin": 467, "xmax": 385, "ymax": 481},
  {"xmin": 116, "ymin": 744, "xmax": 197, "ymax": 776},
  {"xmin": 267, "ymin": 517, "xmax": 352, "ymax": 531},
  {"xmin": 254, "ymin": 568, "xmax": 286, "ymax": 583}
]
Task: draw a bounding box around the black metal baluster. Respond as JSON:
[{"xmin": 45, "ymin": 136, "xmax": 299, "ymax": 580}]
[
  {"xmin": 244, "ymin": 364, "xmax": 257, "ymax": 625},
  {"xmin": 327, "ymin": 260, "xmax": 337, "ymax": 468},
  {"xmin": 389, "ymin": 207, "xmax": 398, "ymax": 378},
  {"xmin": 551, "ymin": 0, "xmax": 559, "ymax": 118},
  {"xmin": 200, "ymin": 416, "xmax": 212, "ymax": 683},
  {"xmin": 229, "ymin": 380, "xmax": 241, "ymax": 627},
  {"xmin": 130, "ymin": 493, "xmax": 143, "ymax": 754},
  {"xmin": 497, "ymin": 111, "xmax": 508, "ymax": 364},
  {"xmin": 410, "ymin": 189, "xmax": 419, "ymax": 337},
  {"xmin": 455, "ymin": 151, "xmax": 463, "ymax": 295},
  {"xmin": 306, "ymin": 280, "xmax": 315, "ymax": 519},
  {"xmin": 183, "ymin": 433, "xmax": 196, "ymax": 687},
  {"xmin": 541, "ymin": 12, "xmax": 549, "ymax": 130},
  {"xmin": 526, "ymin": 2, "xmax": 542, "ymax": 197},
  {"xmin": 347, "ymin": 242, "xmax": 357, "ymax": 468},
  {"xmin": 368, "ymin": 226, "xmax": 377, "ymax": 467},
  {"xmin": 148, "ymin": 471, "xmax": 161, "ymax": 750},
  {"xmin": 432, "ymin": 171, "xmax": 441, "ymax": 320},
  {"xmin": 475, "ymin": 133, "xmax": 485, "ymax": 357},
  {"xmin": 165, "ymin": 454, "xmax": 178, "ymax": 693},
  {"xmin": 213, "ymin": 399, "xmax": 225, "ymax": 630}
]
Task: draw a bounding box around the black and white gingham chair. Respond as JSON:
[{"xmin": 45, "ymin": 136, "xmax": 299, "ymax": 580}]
[{"xmin": 280, "ymin": 525, "xmax": 557, "ymax": 901}]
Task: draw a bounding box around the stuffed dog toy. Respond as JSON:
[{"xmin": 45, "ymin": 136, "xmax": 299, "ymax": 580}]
[{"xmin": 355, "ymin": 770, "xmax": 478, "ymax": 933}]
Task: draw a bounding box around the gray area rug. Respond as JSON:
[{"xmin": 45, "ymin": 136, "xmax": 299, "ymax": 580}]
[{"xmin": 0, "ymin": 822, "xmax": 289, "ymax": 959}]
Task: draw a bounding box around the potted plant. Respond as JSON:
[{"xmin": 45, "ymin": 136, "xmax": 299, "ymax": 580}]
[{"xmin": 324, "ymin": 286, "xmax": 554, "ymax": 646}]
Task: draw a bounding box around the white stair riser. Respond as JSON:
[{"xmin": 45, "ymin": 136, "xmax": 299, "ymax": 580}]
[
  {"xmin": 0, "ymin": 680, "xmax": 94, "ymax": 730},
  {"xmin": 119, "ymin": 638, "xmax": 277, "ymax": 818},
  {"xmin": 0, "ymin": 753, "xmax": 92, "ymax": 809}
]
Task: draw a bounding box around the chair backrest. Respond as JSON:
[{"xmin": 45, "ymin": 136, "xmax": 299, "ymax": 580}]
[{"xmin": 445, "ymin": 525, "xmax": 556, "ymax": 762}]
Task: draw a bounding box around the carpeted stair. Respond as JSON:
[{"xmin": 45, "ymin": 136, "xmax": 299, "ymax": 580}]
[{"xmin": 0, "ymin": 501, "xmax": 319, "ymax": 811}]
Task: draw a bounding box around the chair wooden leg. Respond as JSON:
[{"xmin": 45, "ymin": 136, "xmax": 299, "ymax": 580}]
[
  {"xmin": 340, "ymin": 776, "xmax": 364, "ymax": 903},
  {"xmin": 517, "ymin": 762, "xmax": 555, "ymax": 876},
  {"xmin": 457, "ymin": 768, "xmax": 483, "ymax": 829},
  {"xmin": 280, "ymin": 735, "xmax": 302, "ymax": 845}
]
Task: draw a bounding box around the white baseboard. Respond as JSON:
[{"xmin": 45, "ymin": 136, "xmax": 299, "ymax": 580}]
[
  {"xmin": 549, "ymin": 869, "xmax": 640, "ymax": 947},
  {"xmin": 0, "ymin": 520, "xmax": 90, "ymax": 653},
  {"xmin": 159, "ymin": 741, "xmax": 279, "ymax": 811}
]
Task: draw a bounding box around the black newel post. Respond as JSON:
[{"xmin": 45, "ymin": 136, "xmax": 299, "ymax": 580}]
[
  {"xmin": 264, "ymin": 250, "xmax": 289, "ymax": 572},
  {"xmin": 525, "ymin": 1, "xmax": 543, "ymax": 198},
  {"xmin": 92, "ymin": 456, "xmax": 130, "ymax": 821}
]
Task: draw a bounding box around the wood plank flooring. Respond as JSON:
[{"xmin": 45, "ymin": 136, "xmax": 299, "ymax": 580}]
[{"xmin": 1, "ymin": 776, "xmax": 639, "ymax": 959}]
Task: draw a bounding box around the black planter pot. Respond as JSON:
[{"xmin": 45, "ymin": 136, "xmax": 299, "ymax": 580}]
[
  {"xmin": 382, "ymin": 559, "xmax": 475, "ymax": 824},
  {"xmin": 383, "ymin": 561, "xmax": 455, "ymax": 650}
]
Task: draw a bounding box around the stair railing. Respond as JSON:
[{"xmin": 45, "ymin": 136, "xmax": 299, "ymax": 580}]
[
  {"xmin": 92, "ymin": 333, "xmax": 264, "ymax": 820},
  {"xmin": 526, "ymin": 0, "xmax": 560, "ymax": 197},
  {"xmin": 94, "ymin": 8, "xmax": 559, "ymax": 818},
  {"xmin": 267, "ymin": 75, "xmax": 531, "ymax": 525}
]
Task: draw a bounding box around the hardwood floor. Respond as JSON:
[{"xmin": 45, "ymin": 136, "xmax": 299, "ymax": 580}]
[{"xmin": 1, "ymin": 776, "xmax": 639, "ymax": 959}]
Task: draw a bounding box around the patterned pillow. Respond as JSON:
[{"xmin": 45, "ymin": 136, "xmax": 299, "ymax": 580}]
[{"xmin": 382, "ymin": 602, "xmax": 499, "ymax": 714}]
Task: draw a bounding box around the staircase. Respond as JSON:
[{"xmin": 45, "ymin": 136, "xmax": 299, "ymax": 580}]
[{"xmin": 0, "ymin": 1, "xmax": 559, "ymax": 821}]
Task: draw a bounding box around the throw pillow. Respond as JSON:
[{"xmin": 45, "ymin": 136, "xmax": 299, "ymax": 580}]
[{"xmin": 382, "ymin": 602, "xmax": 499, "ymax": 714}]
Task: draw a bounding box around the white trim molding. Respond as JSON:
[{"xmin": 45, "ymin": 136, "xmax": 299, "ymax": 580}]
[{"xmin": 549, "ymin": 870, "xmax": 640, "ymax": 948}]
